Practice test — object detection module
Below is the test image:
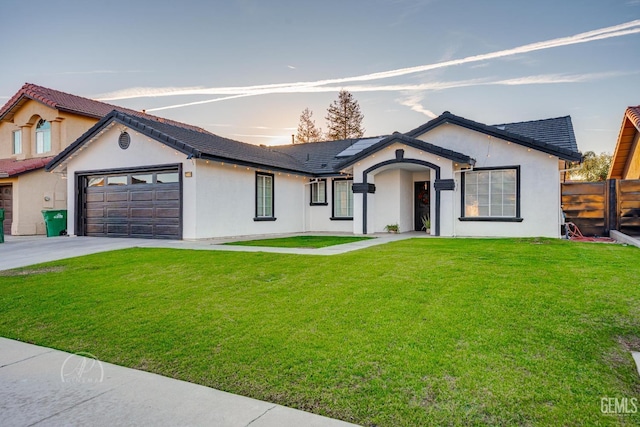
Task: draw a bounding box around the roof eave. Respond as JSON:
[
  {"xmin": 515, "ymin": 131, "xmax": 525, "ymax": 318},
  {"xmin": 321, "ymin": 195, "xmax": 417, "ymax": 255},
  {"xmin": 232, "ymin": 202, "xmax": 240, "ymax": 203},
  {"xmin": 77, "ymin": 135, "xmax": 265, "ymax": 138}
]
[
  {"xmin": 199, "ymin": 153, "xmax": 313, "ymax": 176},
  {"xmin": 47, "ymin": 111, "xmax": 205, "ymax": 172},
  {"xmin": 337, "ymin": 134, "xmax": 475, "ymax": 170},
  {"xmin": 408, "ymin": 112, "xmax": 581, "ymax": 162}
]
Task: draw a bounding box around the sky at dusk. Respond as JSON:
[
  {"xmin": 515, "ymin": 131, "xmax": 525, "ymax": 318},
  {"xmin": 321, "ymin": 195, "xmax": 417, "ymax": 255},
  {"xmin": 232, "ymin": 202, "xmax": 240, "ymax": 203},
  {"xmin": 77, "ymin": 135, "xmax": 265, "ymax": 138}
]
[{"xmin": 1, "ymin": 0, "xmax": 639, "ymax": 153}]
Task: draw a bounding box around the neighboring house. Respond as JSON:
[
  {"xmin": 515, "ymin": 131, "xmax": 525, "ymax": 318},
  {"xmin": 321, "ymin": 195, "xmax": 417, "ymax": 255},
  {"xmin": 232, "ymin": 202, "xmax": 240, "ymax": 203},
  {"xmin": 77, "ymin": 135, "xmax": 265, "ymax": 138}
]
[
  {"xmin": 46, "ymin": 109, "xmax": 581, "ymax": 240},
  {"xmin": 0, "ymin": 83, "xmax": 207, "ymax": 236},
  {"xmin": 608, "ymin": 106, "xmax": 640, "ymax": 180}
]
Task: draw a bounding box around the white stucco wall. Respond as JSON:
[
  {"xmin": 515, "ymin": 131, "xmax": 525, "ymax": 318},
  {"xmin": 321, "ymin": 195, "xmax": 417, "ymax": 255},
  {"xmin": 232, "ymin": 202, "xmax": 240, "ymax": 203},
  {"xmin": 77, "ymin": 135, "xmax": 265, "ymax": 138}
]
[
  {"xmin": 193, "ymin": 161, "xmax": 305, "ymax": 238},
  {"xmin": 415, "ymin": 124, "xmax": 562, "ymax": 237},
  {"xmin": 304, "ymin": 178, "xmax": 354, "ymax": 233}
]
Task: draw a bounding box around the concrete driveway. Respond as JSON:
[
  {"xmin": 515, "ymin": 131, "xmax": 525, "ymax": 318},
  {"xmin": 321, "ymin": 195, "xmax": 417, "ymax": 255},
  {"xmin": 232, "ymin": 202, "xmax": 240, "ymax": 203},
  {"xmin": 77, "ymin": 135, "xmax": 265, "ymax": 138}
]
[
  {"xmin": 0, "ymin": 236, "xmax": 152, "ymax": 271},
  {"xmin": 0, "ymin": 232, "xmax": 427, "ymax": 271}
]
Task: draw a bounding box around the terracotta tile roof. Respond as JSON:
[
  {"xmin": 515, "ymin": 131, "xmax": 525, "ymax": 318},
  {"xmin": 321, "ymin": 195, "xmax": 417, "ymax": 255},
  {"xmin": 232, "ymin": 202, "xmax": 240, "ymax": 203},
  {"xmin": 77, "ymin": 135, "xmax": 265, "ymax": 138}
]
[
  {"xmin": 0, "ymin": 157, "xmax": 54, "ymax": 178},
  {"xmin": 627, "ymin": 106, "xmax": 640, "ymax": 129},
  {"xmin": 608, "ymin": 105, "xmax": 640, "ymax": 179},
  {"xmin": 0, "ymin": 83, "xmax": 208, "ymax": 133}
]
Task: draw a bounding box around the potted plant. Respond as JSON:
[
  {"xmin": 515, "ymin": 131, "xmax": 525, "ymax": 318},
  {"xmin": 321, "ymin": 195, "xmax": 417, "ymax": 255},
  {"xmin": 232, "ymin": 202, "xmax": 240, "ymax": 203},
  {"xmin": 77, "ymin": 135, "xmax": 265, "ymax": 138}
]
[
  {"xmin": 421, "ymin": 214, "xmax": 431, "ymax": 234},
  {"xmin": 385, "ymin": 223, "xmax": 399, "ymax": 233}
]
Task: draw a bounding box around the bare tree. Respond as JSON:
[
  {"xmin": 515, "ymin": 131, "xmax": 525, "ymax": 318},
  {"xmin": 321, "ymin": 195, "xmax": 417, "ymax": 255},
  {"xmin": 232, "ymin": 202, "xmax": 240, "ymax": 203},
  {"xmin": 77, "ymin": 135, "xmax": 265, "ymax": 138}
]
[
  {"xmin": 295, "ymin": 108, "xmax": 323, "ymax": 143},
  {"xmin": 325, "ymin": 90, "xmax": 364, "ymax": 140}
]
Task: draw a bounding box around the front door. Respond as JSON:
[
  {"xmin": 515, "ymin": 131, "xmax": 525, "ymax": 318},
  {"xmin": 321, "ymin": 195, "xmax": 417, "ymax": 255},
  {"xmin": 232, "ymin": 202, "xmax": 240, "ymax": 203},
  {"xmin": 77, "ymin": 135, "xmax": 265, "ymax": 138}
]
[
  {"xmin": 414, "ymin": 181, "xmax": 430, "ymax": 231},
  {"xmin": 0, "ymin": 185, "xmax": 12, "ymax": 236}
]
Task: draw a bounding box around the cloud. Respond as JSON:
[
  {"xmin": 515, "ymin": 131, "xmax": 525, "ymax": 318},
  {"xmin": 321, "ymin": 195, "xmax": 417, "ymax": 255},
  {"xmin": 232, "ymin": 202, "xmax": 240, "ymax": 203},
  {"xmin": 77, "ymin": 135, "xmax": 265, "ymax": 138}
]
[
  {"xmin": 287, "ymin": 65, "xmax": 296, "ymax": 69},
  {"xmin": 397, "ymin": 94, "xmax": 438, "ymax": 118},
  {"xmin": 97, "ymin": 19, "xmax": 640, "ymax": 112},
  {"xmin": 57, "ymin": 70, "xmax": 146, "ymax": 75}
]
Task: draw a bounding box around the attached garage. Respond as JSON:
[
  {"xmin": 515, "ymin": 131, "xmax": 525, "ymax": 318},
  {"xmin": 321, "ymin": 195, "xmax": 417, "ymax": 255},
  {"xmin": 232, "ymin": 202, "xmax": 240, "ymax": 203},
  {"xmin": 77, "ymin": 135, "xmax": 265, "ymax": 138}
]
[
  {"xmin": 0, "ymin": 185, "xmax": 12, "ymax": 236},
  {"xmin": 77, "ymin": 166, "xmax": 182, "ymax": 239}
]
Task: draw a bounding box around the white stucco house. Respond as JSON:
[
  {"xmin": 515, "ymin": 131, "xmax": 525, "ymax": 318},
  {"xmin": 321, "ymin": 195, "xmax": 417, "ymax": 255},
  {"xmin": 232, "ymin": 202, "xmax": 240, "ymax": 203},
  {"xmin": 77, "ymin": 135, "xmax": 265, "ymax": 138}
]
[{"xmin": 45, "ymin": 109, "xmax": 581, "ymax": 240}]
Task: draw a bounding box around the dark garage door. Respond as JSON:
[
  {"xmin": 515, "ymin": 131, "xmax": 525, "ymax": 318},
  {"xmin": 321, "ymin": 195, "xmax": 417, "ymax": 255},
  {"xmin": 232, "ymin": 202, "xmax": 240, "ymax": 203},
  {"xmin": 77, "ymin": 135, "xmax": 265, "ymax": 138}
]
[
  {"xmin": 81, "ymin": 168, "xmax": 181, "ymax": 239},
  {"xmin": 0, "ymin": 185, "xmax": 12, "ymax": 236}
]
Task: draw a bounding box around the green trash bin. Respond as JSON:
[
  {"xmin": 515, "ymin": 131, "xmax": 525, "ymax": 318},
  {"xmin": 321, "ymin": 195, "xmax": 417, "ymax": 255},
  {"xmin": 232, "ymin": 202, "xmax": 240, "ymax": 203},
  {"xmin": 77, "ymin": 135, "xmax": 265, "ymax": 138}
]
[
  {"xmin": 42, "ymin": 210, "xmax": 67, "ymax": 237},
  {"xmin": 0, "ymin": 208, "xmax": 4, "ymax": 243}
]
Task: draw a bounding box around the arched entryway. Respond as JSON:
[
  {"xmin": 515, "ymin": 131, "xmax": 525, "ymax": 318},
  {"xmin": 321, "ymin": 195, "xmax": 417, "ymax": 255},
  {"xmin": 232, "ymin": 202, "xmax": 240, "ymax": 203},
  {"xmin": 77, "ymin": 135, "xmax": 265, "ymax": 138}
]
[{"xmin": 356, "ymin": 152, "xmax": 443, "ymax": 236}]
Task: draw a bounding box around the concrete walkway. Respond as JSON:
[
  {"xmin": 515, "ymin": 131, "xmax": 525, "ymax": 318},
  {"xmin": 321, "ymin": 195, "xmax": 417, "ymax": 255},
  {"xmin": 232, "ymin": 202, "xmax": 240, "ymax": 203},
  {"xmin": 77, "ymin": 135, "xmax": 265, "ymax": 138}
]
[
  {"xmin": 0, "ymin": 232, "xmax": 429, "ymax": 271},
  {"xmin": 0, "ymin": 338, "xmax": 357, "ymax": 427}
]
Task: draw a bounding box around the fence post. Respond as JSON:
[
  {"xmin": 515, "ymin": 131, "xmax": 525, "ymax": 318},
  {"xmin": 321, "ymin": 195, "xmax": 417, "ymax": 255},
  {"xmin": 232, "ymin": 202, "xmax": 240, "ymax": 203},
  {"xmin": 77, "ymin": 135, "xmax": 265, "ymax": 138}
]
[{"xmin": 606, "ymin": 179, "xmax": 617, "ymax": 236}]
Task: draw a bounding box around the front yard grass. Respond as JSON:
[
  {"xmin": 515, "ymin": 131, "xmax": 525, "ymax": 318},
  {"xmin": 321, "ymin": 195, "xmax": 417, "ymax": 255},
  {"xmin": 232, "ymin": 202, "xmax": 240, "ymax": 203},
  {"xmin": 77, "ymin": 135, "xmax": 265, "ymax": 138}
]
[
  {"xmin": 0, "ymin": 238, "xmax": 639, "ymax": 426},
  {"xmin": 224, "ymin": 235, "xmax": 372, "ymax": 248}
]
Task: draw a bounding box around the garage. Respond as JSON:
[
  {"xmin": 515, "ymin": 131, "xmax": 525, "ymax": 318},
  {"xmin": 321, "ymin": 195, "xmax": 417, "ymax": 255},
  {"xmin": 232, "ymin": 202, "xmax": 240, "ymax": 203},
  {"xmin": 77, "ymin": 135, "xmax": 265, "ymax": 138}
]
[
  {"xmin": 78, "ymin": 166, "xmax": 182, "ymax": 239},
  {"xmin": 0, "ymin": 185, "xmax": 12, "ymax": 236}
]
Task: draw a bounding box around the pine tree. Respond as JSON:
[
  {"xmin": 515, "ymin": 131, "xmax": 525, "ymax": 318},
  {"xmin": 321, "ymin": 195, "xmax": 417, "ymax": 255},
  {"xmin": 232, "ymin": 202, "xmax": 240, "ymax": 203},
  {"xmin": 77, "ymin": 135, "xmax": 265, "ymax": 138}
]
[
  {"xmin": 295, "ymin": 108, "xmax": 323, "ymax": 143},
  {"xmin": 325, "ymin": 90, "xmax": 365, "ymax": 140}
]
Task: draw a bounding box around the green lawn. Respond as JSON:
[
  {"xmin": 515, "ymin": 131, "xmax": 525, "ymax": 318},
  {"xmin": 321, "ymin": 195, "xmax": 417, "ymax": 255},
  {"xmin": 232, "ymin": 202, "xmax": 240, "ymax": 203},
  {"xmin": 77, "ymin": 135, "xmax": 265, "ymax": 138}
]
[
  {"xmin": 224, "ymin": 235, "xmax": 373, "ymax": 248},
  {"xmin": 1, "ymin": 239, "xmax": 639, "ymax": 426}
]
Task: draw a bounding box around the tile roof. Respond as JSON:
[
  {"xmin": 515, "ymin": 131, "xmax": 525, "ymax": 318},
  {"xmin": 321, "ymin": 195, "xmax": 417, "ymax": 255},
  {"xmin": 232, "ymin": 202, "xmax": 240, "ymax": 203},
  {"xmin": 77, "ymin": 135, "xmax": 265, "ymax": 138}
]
[
  {"xmin": 273, "ymin": 139, "xmax": 368, "ymax": 175},
  {"xmin": 493, "ymin": 116, "xmax": 578, "ymax": 153},
  {"xmin": 0, "ymin": 83, "xmax": 208, "ymax": 133},
  {"xmin": 627, "ymin": 106, "xmax": 640, "ymax": 129},
  {"xmin": 0, "ymin": 157, "xmax": 54, "ymax": 178},
  {"xmin": 48, "ymin": 111, "xmax": 310, "ymax": 174},
  {"xmin": 407, "ymin": 111, "xmax": 582, "ymax": 162},
  {"xmin": 608, "ymin": 105, "xmax": 640, "ymax": 179}
]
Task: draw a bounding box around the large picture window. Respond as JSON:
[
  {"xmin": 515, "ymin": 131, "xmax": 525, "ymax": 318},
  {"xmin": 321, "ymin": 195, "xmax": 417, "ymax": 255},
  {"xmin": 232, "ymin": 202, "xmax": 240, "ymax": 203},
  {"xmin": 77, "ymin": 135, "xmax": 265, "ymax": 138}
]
[
  {"xmin": 35, "ymin": 119, "xmax": 51, "ymax": 154},
  {"xmin": 310, "ymin": 179, "xmax": 327, "ymax": 205},
  {"xmin": 255, "ymin": 172, "xmax": 275, "ymax": 220},
  {"xmin": 332, "ymin": 179, "xmax": 353, "ymax": 219},
  {"xmin": 461, "ymin": 167, "xmax": 521, "ymax": 221}
]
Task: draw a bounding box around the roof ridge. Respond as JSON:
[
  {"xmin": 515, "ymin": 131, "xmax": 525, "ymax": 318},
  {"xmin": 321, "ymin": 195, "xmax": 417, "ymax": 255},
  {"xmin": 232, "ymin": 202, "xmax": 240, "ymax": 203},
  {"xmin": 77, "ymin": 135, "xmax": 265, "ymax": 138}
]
[
  {"xmin": 493, "ymin": 115, "xmax": 571, "ymax": 127},
  {"xmin": 0, "ymin": 83, "xmax": 211, "ymax": 134}
]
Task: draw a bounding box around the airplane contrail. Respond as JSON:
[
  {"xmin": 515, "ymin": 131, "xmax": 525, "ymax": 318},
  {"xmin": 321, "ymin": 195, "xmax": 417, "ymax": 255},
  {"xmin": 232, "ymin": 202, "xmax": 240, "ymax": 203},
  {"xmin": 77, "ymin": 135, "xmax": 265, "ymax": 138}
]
[{"xmin": 95, "ymin": 19, "xmax": 640, "ymax": 112}]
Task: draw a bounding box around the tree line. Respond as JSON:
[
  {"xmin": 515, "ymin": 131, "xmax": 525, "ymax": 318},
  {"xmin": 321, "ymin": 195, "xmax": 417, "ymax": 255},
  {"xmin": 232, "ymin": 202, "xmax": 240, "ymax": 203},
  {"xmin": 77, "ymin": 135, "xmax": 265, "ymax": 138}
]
[{"xmin": 295, "ymin": 90, "xmax": 364, "ymax": 143}]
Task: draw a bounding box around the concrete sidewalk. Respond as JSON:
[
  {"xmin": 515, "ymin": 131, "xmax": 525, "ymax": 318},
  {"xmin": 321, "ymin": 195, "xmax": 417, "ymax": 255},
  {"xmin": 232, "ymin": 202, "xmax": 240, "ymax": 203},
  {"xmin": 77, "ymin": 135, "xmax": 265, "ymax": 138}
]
[
  {"xmin": 0, "ymin": 232, "xmax": 429, "ymax": 271},
  {"xmin": 0, "ymin": 338, "xmax": 357, "ymax": 427}
]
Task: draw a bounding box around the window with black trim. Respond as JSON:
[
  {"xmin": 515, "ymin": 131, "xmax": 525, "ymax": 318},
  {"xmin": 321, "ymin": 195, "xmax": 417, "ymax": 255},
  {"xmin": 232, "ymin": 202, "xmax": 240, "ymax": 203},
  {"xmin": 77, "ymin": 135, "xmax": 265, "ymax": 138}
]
[
  {"xmin": 332, "ymin": 179, "xmax": 353, "ymax": 219},
  {"xmin": 255, "ymin": 172, "xmax": 275, "ymax": 220},
  {"xmin": 310, "ymin": 179, "xmax": 327, "ymax": 205},
  {"xmin": 460, "ymin": 167, "xmax": 521, "ymax": 221}
]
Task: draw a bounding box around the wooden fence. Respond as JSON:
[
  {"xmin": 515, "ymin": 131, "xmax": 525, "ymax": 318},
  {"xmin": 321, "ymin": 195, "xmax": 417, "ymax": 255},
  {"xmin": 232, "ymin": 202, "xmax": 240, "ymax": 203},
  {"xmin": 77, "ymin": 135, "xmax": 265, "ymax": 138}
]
[
  {"xmin": 561, "ymin": 179, "xmax": 640, "ymax": 237},
  {"xmin": 617, "ymin": 180, "xmax": 640, "ymax": 236}
]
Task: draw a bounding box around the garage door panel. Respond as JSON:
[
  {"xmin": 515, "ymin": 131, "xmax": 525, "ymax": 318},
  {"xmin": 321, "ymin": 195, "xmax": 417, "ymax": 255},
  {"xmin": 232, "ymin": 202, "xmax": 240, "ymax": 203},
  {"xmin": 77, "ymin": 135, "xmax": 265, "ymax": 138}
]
[
  {"xmin": 156, "ymin": 207, "xmax": 180, "ymax": 218},
  {"xmin": 106, "ymin": 223, "xmax": 129, "ymax": 235},
  {"xmin": 156, "ymin": 190, "xmax": 180, "ymax": 200},
  {"xmin": 86, "ymin": 208, "xmax": 105, "ymax": 218},
  {"xmin": 107, "ymin": 192, "xmax": 129, "ymax": 202},
  {"xmin": 86, "ymin": 193, "xmax": 104, "ymax": 202},
  {"xmin": 131, "ymin": 191, "xmax": 153, "ymax": 201},
  {"xmin": 82, "ymin": 169, "xmax": 181, "ymax": 239},
  {"xmin": 154, "ymin": 224, "xmax": 181, "ymax": 236},
  {"xmin": 86, "ymin": 223, "xmax": 105, "ymax": 234},
  {"xmin": 131, "ymin": 208, "xmax": 154, "ymax": 218},
  {"xmin": 107, "ymin": 208, "xmax": 129, "ymax": 218},
  {"xmin": 131, "ymin": 224, "xmax": 154, "ymax": 235}
]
